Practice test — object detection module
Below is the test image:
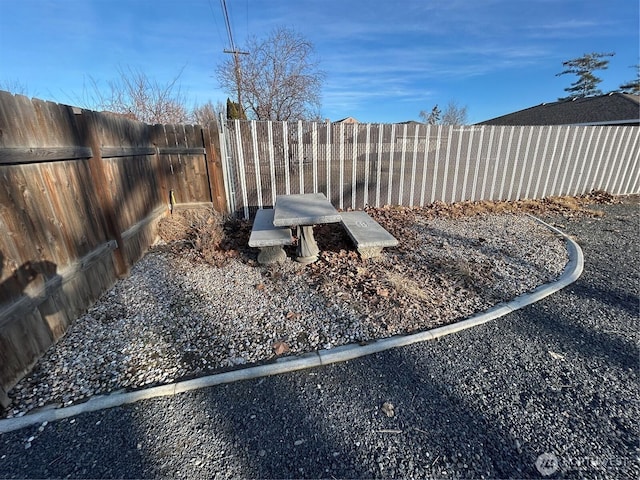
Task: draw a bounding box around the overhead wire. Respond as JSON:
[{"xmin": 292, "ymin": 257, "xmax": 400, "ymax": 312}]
[
  {"xmin": 220, "ymin": 0, "xmax": 236, "ymax": 51},
  {"xmin": 206, "ymin": 0, "xmax": 226, "ymax": 48}
]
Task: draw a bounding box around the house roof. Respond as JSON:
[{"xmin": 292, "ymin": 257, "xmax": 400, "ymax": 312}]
[
  {"xmin": 477, "ymin": 93, "xmax": 640, "ymax": 126},
  {"xmin": 334, "ymin": 116, "xmax": 359, "ymax": 124}
]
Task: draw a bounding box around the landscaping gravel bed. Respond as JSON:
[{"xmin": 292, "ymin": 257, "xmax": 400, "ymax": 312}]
[
  {"xmin": 3, "ymin": 213, "xmax": 568, "ymax": 419},
  {"xmin": 0, "ymin": 198, "xmax": 636, "ymax": 479}
]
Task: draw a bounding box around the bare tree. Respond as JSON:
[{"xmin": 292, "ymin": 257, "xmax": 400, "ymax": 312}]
[
  {"xmin": 420, "ymin": 101, "xmax": 468, "ymax": 125},
  {"xmin": 441, "ymin": 100, "xmax": 468, "ymax": 125},
  {"xmin": 191, "ymin": 100, "xmax": 223, "ymax": 126},
  {"xmin": 216, "ymin": 26, "xmax": 324, "ymax": 121},
  {"xmin": 82, "ymin": 66, "xmax": 189, "ymax": 124},
  {"xmin": 0, "ymin": 79, "xmax": 31, "ymax": 96}
]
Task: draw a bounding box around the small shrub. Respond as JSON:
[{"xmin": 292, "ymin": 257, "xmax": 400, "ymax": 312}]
[{"xmin": 157, "ymin": 206, "xmax": 232, "ymax": 266}]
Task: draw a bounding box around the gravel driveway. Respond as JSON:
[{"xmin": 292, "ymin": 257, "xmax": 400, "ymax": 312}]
[{"xmin": 0, "ymin": 198, "xmax": 637, "ymax": 479}]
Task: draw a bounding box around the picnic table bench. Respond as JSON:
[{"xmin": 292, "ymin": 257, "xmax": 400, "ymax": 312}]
[
  {"xmin": 249, "ymin": 193, "xmax": 398, "ymax": 264},
  {"xmin": 340, "ymin": 210, "xmax": 399, "ymax": 259},
  {"xmin": 247, "ymin": 208, "xmax": 294, "ymax": 264}
]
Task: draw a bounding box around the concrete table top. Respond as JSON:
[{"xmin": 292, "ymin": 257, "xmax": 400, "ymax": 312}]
[{"xmin": 273, "ymin": 193, "xmax": 342, "ymax": 227}]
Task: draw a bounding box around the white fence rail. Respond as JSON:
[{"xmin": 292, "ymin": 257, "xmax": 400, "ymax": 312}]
[{"xmin": 221, "ymin": 120, "xmax": 639, "ymax": 218}]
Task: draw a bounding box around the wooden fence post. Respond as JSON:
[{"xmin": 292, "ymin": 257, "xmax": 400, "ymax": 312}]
[
  {"xmin": 202, "ymin": 124, "xmax": 228, "ymax": 213},
  {"xmin": 76, "ymin": 110, "xmax": 129, "ymax": 277}
]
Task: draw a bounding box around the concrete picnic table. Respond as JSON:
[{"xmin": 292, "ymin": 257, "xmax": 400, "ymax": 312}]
[
  {"xmin": 273, "ymin": 193, "xmax": 342, "ymax": 264},
  {"xmin": 248, "ymin": 193, "xmax": 399, "ymax": 265}
]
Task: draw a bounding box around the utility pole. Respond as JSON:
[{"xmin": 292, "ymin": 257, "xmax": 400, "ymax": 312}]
[
  {"xmin": 220, "ymin": 0, "xmax": 248, "ymax": 115},
  {"xmin": 223, "ymin": 48, "xmax": 249, "ymax": 111}
]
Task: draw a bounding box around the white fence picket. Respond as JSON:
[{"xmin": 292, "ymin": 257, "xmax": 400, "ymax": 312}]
[
  {"xmin": 419, "ymin": 124, "xmax": 431, "ymax": 206},
  {"xmin": 609, "ymin": 128, "xmax": 635, "ymax": 193},
  {"xmin": 250, "ymin": 121, "xmax": 263, "ymax": 209},
  {"xmin": 580, "ymin": 126, "xmax": 604, "ymax": 194},
  {"xmin": 430, "ymin": 125, "xmax": 443, "ymax": 204},
  {"xmin": 376, "ymin": 123, "xmax": 383, "ymax": 207},
  {"xmin": 222, "ymin": 120, "xmax": 638, "ymax": 218},
  {"xmin": 266, "ymin": 122, "xmax": 276, "ymax": 204},
  {"xmin": 409, "ymin": 124, "xmax": 420, "ymax": 206},
  {"xmin": 352, "ymin": 124, "xmax": 358, "ymax": 209},
  {"xmin": 298, "ymin": 120, "xmax": 304, "ymax": 194},
  {"xmin": 479, "ymin": 125, "xmax": 495, "ymax": 200},
  {"xmin": 515, "ymin": 128, "xmax": 533, "ymax": 199},
  {"xmin": 621, "ymin": 132, "xmax": 640, "ymax": 194},
  {"xmin": 398, "ymin": 123, "xmax": 408, "ymax": 205},
  {"xmin": 532, "ymin": 126, "xmax": 551, "ymax": 199},
  {"xmin": 364, "ymin": 123, "xmax": 371, "ymax": 206}
]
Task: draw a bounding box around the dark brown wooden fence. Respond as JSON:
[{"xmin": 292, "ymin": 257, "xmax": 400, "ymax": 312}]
[{"xmin": 0, "ymin": 91, "xmax": 225, "ymax": 403}]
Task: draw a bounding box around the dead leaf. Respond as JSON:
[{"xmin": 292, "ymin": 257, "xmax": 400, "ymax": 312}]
[
  {"xmin": 286, "ymin": 311, "xmax": 300, "ymax": 320},
  {"xmin": 377, "ymin": 287, "xmax": 390, "ymax": 297},
  {"xmin": 256, "ymin": 283, "xmax": 265, "ymax": 291},
  {"xmin": 381, "ymin": 401, "xmax": 395, "ymax": 417},
  {"xmin": 548, "ymin": 351, "xmax": 564, "ymax": 360},
  {"xmin": 272, "ymin": 341, "xmax": 290, "ymax": 355}
]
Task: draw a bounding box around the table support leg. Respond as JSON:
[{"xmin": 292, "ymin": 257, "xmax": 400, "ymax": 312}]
[
  {"xmin": 296, "ymin": 225, "xmax": 319, "ymax": 264},
  {"xmin": 257, "ymin": 246, "xmax": 287, "ymax": 265}
]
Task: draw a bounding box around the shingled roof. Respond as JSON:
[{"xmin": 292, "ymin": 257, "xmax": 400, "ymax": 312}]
[{"xmin": 478, "ymin": 93, "xmax": 640, "ymax": 126}]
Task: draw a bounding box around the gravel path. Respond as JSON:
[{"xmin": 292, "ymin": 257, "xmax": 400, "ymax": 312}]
[{"xmin": 0, "ymin": 198, "xmax": 637, "ymax": 479}]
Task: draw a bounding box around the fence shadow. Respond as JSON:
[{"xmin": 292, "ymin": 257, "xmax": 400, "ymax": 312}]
[
  {"xmin": 0, "ymin": 91, "xmax": 226, "ymax": 393},
  {"xmin": 0, "ymin": 251, "xmax": 61, "ymax": 315}
]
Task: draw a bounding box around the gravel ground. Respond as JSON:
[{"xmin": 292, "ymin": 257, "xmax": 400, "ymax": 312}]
[
  {"xmin": 3, "ymin": 213, "xmax": 567, "ymax": 419},
  {"xmin": 0, "ymin": 198, "xmax": 637, "ymax": 479}
]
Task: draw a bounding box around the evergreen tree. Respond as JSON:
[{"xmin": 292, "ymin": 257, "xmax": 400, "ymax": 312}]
[
  {"xmin": 556, "ymin": 52, "xmax": 615, "ymax": 100},
  {"xmin": 419, "ymin": 105, "xmax": 441, "ymax": 125},
  {"xmin": 619, "ymin": 65, "xmax": 640, "ymax": 95},
  {"xmin": 419, "ymin": 102, "xmax": 467, "ymax": 126},
  {"xmin": 226, "ymin": 97, "xmax": 246, "ymax": 120}
]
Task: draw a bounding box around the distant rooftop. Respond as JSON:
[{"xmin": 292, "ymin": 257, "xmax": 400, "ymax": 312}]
[
  {"xmin": 478, "ymin": 93, "xmax": 640, "ymax": 126},
  {"xmin": 333, "ymin": 116, "xmax": 359, "ymax": 124}
]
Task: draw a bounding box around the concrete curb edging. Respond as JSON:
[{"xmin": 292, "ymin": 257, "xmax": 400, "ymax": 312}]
[{"xmin": 0, "ymin": 216, "xmax": 583, "ymax": 434}]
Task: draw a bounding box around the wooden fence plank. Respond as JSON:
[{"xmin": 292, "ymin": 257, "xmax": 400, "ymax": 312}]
[
  {"xmin": 184, "ymin": 124, "xmax": 210, "ymax": 202},
  {"xmin": 0, "ymin": 93, "xmax": 32, "ymax": 148},
  {"xmin": 0, "ymin": 147, "xmax": 93, "ymax": 164},
  {"xmin": 162, "ymin": 124, "xmax": 185, "ymax": 204},
  {"xmin": 202, "ymin": 124, "xmax": 228, "ymax": 212},
  {"xmin": 77, "ymin": 110, "xmax": 128, "ymax": 276},
  {"xmin": 150, "ymin": 124, "xmax": 170, "ymax": 209},
  {"xmin": 100, "ymin": 147, "xmax": 156, "ymax": 158}
]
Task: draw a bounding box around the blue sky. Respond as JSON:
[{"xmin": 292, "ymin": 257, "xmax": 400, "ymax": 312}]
[{"xmin": 1, "ymin": 0, "xmax": 638, "ymax": 124}]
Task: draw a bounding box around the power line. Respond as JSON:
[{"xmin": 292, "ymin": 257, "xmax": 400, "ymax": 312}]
[
  {"xmin": 206, "ymin": 0, "xmax": 225, "ymax": 48},
  {"xmin": 220, "ymin": 0, "xmax": 248, "ymax": 113},
  {"xmin": 220, "ymin": 0, "xmax": 237, "ymax": 52}
]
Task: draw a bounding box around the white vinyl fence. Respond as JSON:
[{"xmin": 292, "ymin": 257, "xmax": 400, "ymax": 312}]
[{"xmin": 219, "ymin": 120, "xmax": 639, "ymax": 218}]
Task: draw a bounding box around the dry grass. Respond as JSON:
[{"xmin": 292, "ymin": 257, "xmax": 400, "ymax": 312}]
[
  {"xmin": 156, "ymin": 206, "xmax": 232, "ymax": 266},
  {"xmin": 385, "ymin": 272, "xmax": 432, "ymax": 303},
  {"xmin": 155, "ymin": 190, "xmax": 617, "ymax": 270}
]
